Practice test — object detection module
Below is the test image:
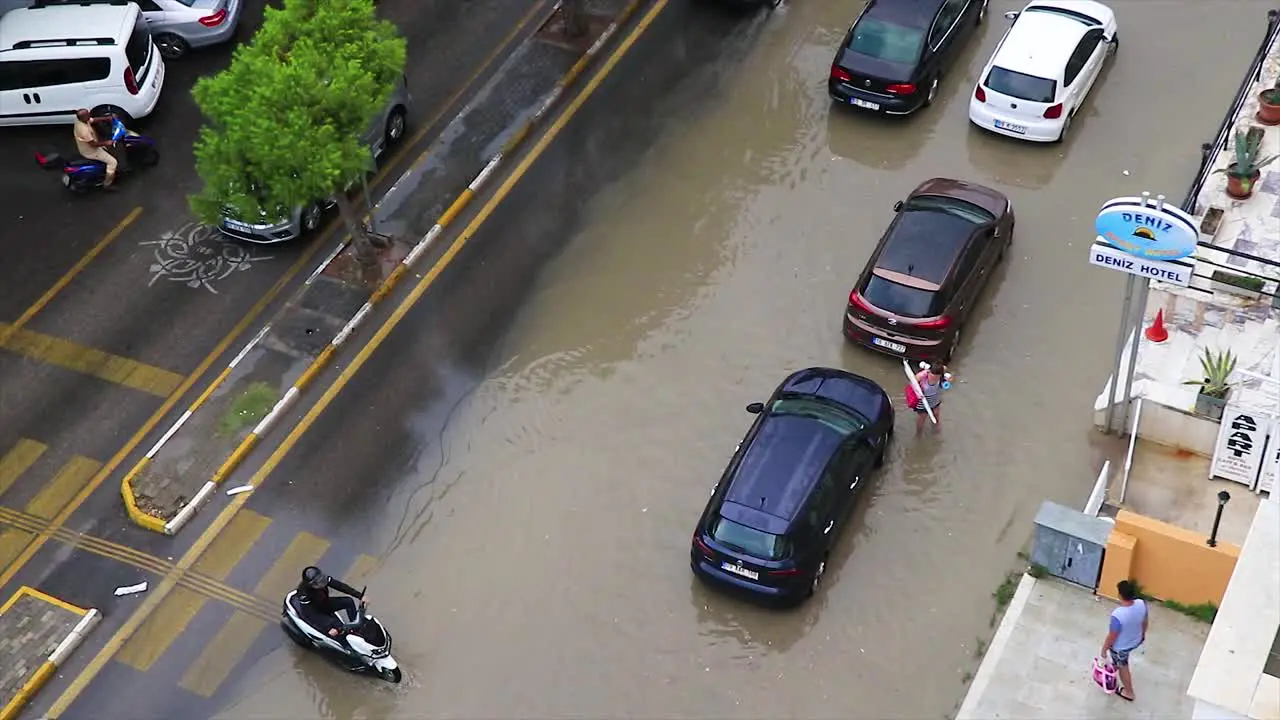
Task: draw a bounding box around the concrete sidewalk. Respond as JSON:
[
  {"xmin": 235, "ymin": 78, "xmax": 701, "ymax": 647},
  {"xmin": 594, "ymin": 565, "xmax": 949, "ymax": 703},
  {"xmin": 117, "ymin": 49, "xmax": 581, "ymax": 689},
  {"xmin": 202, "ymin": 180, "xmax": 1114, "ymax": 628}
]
[
  {"xmin": 123, "ymin": 0, "xmax": 638, "ymax": 534},
  {"xmin": 958, "ymin": 575, "xmax": 1209, "ymax": 720},
  {"xmin": 0, "ymin": 587, "xmax": 98, "ymax": 719}
]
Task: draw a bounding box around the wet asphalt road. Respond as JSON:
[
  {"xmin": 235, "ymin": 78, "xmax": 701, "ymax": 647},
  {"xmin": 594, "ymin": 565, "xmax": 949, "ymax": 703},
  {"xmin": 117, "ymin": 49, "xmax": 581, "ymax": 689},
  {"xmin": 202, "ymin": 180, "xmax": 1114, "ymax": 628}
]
[{"xmin": 31, "ymin": 0, "xmax": 1279, "ymax": 717}]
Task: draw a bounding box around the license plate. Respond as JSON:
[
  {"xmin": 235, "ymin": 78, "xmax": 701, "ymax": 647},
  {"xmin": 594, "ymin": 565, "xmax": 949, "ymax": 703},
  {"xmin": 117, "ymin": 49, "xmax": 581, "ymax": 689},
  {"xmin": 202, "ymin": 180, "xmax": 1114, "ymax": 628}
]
[
  {"xmin": 872, "ymin": 337, "xmax": 907, "ymax": 353},
  {"xmin": 994, "ymin": 119, "xmax": 1027, "ymax": 134},
  {"xmin": 222, "ymin": 220, "xmax": 251, "ymax": 232},
  {"xmin": 721, "ymin": 562, "xmax": 759, "ymax": 580},
  {"xmin": 851, "ymin": 98, "xmax": 881, "ymax": 111}
]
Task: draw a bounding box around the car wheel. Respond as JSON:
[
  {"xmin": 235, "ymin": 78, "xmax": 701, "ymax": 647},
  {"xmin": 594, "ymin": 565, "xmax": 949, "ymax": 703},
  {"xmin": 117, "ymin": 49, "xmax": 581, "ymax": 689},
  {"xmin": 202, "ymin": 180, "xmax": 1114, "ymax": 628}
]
[
  {"xmin": 977, "ymin": 0, "xmax": 988, "ymax": 24},
  {"xmin": 944, "ymin": 327, "xmax": 962, "ymax": 363},
  {"xmin": 91, "ymin": 105, "xmax": 134, "ymax": 125},
  {"xmin": 384, "ymin": 107, "xmax": 407, "ymax": 148},
  {"xmin": 154, "ymin": 33, "xmax": 188, "ymax": 60},
  {"xmin": 924, "ymin": 76, "xmax": 939, "ymax": 106},
  {"xmin": 809, "ymin": 558, "xmax": 827, "ymax": 596},
  {"xmin": 1055, "ymin": 113, "xmax": 1073, "ymax": 143},
  {"xmin": 875, "ymin": 445, "xmax": 886, "ymax": 468},
  {"xmin": 1107, "ymin": 34, "xmax": 1119, "ymax": 58},
  {"xmin": 301, "ymin": 204, "xmax": 323, "ymax": 233}
]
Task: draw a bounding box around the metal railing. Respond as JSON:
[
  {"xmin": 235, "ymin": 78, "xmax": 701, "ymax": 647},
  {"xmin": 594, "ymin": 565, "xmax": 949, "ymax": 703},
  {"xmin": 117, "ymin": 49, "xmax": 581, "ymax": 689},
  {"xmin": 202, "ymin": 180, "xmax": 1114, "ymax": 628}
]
[{"xmin": 1120, "ymin": 398, "xmax": 1144, "ymax": 504}]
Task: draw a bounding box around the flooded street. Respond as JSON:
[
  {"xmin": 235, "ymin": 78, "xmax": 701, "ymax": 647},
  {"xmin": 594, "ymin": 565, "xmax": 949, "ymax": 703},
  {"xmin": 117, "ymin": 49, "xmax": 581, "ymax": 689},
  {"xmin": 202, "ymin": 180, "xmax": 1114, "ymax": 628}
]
[{"xmin": 217, "ymin": 0, "xmax": 1270, "ymax": 718}]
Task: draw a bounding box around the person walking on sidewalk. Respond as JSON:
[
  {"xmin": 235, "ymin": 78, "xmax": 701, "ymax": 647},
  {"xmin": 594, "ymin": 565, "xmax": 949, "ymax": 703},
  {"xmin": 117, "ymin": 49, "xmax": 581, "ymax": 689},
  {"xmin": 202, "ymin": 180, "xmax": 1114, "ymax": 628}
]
[{"xmin": 1101, "ymin": 580, "xmax": 1149, "ymax": 702}]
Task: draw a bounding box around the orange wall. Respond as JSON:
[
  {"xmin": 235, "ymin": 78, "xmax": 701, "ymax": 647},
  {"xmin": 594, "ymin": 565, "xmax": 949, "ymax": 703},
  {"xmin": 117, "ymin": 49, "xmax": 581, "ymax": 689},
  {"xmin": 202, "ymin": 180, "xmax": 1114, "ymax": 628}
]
[{"xmin": 1098, "ymin": 510, "xmax": 1240, "ymax": 606}]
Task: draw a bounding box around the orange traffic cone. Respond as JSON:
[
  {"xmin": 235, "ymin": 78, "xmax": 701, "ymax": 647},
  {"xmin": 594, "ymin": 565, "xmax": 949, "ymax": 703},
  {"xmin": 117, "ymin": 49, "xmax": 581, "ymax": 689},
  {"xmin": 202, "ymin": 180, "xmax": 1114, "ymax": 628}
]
[{"xmin": 1145, "ymin": 308, "xmax": 1169, "ymax": 343}]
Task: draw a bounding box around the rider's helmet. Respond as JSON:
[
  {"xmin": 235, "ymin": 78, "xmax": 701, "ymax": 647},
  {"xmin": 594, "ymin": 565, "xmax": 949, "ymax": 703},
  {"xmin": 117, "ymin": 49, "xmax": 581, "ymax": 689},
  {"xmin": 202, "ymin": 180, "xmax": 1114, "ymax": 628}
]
[{"xmin": 301, "ymin": 566, "xmax": 327, "ymax": 589}]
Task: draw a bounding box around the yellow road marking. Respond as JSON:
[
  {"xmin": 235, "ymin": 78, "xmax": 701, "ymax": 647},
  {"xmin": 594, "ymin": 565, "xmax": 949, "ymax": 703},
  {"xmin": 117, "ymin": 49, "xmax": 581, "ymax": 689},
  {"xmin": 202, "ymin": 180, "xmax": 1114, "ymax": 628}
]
[
  {"xmin": 118, "ymin": 510, "xmax": 271, "ymax": 672},
  {"xmin": 178, "ymin": 530, "xmax": 329, "ymax": 697},
  {"xmin": 0, "ymin": 528, "xmax": 35, "ymax": 577},
  {"xmin": 1, "ymin": 207, "xmax": 142, "ymax": 338},
  {"xmin": 342, "ymin": 554, "xmax": 379, "ymax": 588},
  {"xmin": 28, "ymin": 456, "xmax": 101, "ymax": 520},
  {"xmin": 0, "ymin": 323, "xmax": 184, "ymax": 398},
  {"xmin": 0, "ymin": 439, "xmax": 46, "ymax": 499},
  {"xmin": 44, "ymin": 1, "xmax": 668, "ymax": 711},
  {"xmin": 3, "ymin": 585, "xmax": 89, "ymax": 616}
]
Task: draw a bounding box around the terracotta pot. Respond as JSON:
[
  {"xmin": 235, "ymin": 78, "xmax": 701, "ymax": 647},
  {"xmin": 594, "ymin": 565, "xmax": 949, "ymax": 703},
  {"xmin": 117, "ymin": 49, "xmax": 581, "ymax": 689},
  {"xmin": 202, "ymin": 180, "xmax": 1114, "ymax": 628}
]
[
  {"xmin": 1225, "ymin": 164, "xmax": 1261, "ymax": 199},
  {"xmin": 1258, "ymin": 91, "xmax": 1280, "ymax": 125}
]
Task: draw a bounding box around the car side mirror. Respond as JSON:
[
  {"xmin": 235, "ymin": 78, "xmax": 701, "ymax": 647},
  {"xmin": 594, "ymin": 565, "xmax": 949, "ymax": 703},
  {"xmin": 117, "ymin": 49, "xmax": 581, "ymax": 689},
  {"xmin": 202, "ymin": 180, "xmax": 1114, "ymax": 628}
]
[
  {"xmin": 1003, "ymin": 10, "xmax": 1018, "ymax": 20},
  {"xmin": 745, "ymin": 402, "xmax": 764, "ymax": 414},
  {"xmin": 892, "ymin": 200, "xmax": 903, "ymax": 212}
]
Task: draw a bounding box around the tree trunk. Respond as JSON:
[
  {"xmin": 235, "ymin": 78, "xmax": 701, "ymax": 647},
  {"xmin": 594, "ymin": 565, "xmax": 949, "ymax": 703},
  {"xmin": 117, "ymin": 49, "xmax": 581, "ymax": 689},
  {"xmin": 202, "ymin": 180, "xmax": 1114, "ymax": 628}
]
[
  {"xmin": 334, "ymin": 192, "xmax": 380, "ymax": 269},
  {"xmin": 563, "ymin": 0, "xmax": 589, "ymax": 38}
]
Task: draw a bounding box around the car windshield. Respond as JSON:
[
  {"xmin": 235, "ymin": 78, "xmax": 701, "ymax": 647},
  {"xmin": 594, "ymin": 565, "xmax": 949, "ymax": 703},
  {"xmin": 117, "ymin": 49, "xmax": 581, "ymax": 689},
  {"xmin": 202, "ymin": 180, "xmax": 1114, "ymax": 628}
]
[
  {"xmin": 711, "ymin": 517, "xmax": 789, "ymax": 560},
  {"xmin": 847, "ymin": 18, "xmax": 925, "ymax": 65},
  {"xmin": 985, "ymin": 66, "xmax": 1056, "ymax": 103},
  {"xmin": 903, "ymin": 195, "xmax": 996, "ymax": 225},
  {"xmin": 770, "ymin": 397, "xmax": 866, "ymax": 434},
  {"xmin": 863, "ymin": 275, "xmax": 939, "ymax": 318}
]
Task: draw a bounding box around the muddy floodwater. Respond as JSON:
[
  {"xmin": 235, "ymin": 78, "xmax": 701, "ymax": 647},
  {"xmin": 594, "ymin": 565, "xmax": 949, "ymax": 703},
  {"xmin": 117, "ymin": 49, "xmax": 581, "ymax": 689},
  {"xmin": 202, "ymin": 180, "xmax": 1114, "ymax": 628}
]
[{"xmin": 217, "ymin": 0, "xmax": 1271, "ymax": 718}]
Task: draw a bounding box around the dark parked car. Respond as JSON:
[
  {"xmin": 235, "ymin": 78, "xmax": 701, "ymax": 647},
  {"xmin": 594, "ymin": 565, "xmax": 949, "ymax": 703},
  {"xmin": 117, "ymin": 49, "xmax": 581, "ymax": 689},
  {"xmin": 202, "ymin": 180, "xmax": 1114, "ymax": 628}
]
[
  {"xmin": 843, "ymin": 178, "xmax": 1014, "ymax": 363},
  {"xmin": 829, "ymin": 0, "xmax": 989, "ymax": 114},
  {"xmin": 690, "ymin": 368, "xmax": 894, "ymax": 606}
]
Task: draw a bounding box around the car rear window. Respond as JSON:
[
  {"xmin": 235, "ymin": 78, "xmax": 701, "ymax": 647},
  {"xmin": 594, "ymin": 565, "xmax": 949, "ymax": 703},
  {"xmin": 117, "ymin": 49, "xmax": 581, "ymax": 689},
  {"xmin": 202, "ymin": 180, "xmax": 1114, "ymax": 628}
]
[
  {"xmin": 711, "ymin": 517, "xmax": 789, "ymax": 560},
  {"xmin": 847, "ymin": 18, "xmax": 925, "ymax": 65},
  {"xmin": 863, "ymin": 275, "xmax": 940, "ymax": 318},
  {"xmin": 984, "ymin": 66, "xmax": 1056, "ymax": 103},
  {"xmin": 125, "ymin": 14, "xmax": 152, "ymax": 75}
]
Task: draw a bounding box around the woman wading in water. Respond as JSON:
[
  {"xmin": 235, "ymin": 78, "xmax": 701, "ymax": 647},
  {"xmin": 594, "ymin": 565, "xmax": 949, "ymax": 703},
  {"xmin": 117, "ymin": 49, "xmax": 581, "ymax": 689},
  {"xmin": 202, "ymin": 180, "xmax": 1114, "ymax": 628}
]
[{"xmin": 912, "ymin": 364, "xmax": 947, "ymax": 434}]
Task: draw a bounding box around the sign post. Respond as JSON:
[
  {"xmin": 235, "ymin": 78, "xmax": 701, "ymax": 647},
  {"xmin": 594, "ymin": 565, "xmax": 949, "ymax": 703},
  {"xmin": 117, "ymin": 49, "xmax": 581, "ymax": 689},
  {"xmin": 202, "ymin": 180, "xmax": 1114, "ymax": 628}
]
[{"xmin": 1090, "ymin": 192, "xmax": 1200, "ymax": 434}]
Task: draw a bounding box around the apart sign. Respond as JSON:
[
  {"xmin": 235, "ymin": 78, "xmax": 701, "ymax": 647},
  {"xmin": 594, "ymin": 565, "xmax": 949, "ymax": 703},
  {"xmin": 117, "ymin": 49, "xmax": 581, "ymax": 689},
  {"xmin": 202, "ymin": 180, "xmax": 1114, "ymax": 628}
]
[
  {"xmin": 1095, "ymin": 195, "xmax": 1199, "ymax": 261},
  {"xmin": 1210, "ymin": 404, "xmax": 1274, "ymax": 486},
  {"xmin": 1089, "ymin": 243, "xmax": 1194, "ymax": 286}
]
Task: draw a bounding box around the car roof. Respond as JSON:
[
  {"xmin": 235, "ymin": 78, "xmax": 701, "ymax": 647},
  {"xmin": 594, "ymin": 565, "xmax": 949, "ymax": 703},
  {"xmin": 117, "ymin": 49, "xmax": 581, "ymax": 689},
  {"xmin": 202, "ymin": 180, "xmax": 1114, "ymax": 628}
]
[
  {"xmin": 875, "ymin": 208, "xmax": 975, "ymax": 284},
  {"xmin": 862, "ymin": 0, "xmax": 948, "ymax": 30},
  {"xmin": 994, "ymin": 8, "xmax": 1094, "ymax": 75},
  {"xmin": 0, "ymin": 4, "xmax": 135, "ymax": 50},
  {"xmin": 725, "ymin": 415, "xmax": 844, "ymax": 525}
]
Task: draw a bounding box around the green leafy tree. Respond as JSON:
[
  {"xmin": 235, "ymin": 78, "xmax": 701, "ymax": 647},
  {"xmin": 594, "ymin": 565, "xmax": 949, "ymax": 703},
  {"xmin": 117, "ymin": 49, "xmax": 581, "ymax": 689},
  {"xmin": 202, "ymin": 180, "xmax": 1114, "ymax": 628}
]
[{"xmin": 189, "ymin": 0, "xmax": 406, "ymax": 265}]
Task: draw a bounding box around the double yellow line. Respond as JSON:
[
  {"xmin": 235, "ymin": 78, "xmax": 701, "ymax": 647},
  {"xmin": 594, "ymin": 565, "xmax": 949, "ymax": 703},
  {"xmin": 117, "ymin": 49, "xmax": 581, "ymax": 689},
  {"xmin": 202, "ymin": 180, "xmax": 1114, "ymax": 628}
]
[{"xmin": 0, "ymin": 507, "xmax": 275, "ymax": 623}]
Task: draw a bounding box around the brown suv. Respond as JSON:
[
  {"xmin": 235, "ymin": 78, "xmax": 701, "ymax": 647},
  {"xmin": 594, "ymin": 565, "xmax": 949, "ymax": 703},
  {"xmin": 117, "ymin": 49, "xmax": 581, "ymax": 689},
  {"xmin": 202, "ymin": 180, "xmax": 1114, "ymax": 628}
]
[{"xmin": 843, "ymin": 178, "xmax": 1014, "ymax": 363}]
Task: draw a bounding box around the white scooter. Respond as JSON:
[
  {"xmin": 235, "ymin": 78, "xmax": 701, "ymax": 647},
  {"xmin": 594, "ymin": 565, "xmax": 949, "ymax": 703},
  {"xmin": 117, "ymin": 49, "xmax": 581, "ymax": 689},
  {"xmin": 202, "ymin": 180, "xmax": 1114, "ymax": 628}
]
[{"xmin": 281, "ymin": 588, "xmax": 402, "ymax": 683}]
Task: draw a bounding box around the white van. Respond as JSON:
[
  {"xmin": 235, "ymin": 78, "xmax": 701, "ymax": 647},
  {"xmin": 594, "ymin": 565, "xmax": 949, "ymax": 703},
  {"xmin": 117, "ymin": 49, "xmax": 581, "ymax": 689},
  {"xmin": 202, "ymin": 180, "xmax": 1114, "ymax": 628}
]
[{"xmin": 0, "ymin": 1, "xmax": 165, "ymax": 126}]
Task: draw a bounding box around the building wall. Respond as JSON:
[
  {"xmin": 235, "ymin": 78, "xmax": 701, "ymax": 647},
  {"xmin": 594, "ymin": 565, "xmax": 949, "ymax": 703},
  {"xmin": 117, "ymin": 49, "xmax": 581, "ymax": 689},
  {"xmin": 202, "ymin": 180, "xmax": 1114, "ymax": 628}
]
[{"xmin": 1098, "ymin": 510, "xmax": 1239, "ymax": 605}]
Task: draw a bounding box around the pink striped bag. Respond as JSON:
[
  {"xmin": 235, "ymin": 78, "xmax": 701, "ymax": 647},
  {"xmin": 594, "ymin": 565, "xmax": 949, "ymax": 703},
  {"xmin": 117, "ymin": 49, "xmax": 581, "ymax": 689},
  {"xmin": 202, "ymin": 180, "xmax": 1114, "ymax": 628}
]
[{"xmin": 1092, "ymin": 656, "xmax": 1118, "ymax": 694}]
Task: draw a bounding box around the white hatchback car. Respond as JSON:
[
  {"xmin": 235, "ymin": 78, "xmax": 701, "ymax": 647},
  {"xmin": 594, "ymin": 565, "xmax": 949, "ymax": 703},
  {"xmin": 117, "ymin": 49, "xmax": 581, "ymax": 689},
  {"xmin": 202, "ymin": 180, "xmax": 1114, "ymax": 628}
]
[{"xmin": 968, "ymin": 0, "xmax": 1117, "ymax": 142}]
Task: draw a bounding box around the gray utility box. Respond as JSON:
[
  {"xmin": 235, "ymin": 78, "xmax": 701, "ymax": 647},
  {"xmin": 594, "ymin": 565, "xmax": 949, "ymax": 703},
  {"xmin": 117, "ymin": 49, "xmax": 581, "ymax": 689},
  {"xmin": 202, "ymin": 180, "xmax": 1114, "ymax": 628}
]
[{"xmin": 1031, "ymin": 500, "xmax": 1112, "ymax": 590}]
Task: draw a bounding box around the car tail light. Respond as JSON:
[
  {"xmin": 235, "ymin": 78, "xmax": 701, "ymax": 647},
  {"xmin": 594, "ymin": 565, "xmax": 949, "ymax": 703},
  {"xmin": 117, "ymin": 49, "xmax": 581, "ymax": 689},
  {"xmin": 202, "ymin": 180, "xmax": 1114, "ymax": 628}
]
[
  {"xmin": 886, "ymin": 83, "xmax": 916, "ymax": 95},
  {"xmin": 199, "ymin": 8, "xmax": 228, "ymax": 26},
  {"xmin": 915, "ymin": 315, "xmax": 953, "ymax": 330},
  {"xmin": 124, "ymin": 66, "xmax": 138, "ymax": 95},
  {"xmin": 768, "ymin": 568, "xmax": 801, "ymax": 576},
  {"xmin": 848, "ymin": 290, "xmax": 875, "ymax": 314},
  {"xmin": 693, "ymin": 534, "xmax": 713, "ymax": 557},
  {"xmin": 974, "ymin": 85, "xmax": 986, "ymax": 103},
  {"xmin": 830, "ymin": 66, "xmax": 853, "ymax": 83},
  {"xmin": 1043, "ymin": 103, "xmax": 1063, "ymax": 119}
]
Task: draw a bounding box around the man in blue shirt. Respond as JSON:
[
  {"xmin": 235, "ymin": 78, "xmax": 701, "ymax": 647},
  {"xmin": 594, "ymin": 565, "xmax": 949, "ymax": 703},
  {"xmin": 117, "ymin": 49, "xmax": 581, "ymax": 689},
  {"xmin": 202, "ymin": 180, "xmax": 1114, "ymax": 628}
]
[{"xmin": 1101, "ymin": 579, "xmax": 1149, "ymax": 701}]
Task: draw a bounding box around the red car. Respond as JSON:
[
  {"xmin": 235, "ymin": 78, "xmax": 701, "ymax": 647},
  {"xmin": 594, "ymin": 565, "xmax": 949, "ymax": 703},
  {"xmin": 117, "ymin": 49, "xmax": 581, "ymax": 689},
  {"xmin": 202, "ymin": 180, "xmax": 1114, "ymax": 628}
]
[{"xmin": 843, "ymin": 178, "xmax": 1014, "ymax": 363}]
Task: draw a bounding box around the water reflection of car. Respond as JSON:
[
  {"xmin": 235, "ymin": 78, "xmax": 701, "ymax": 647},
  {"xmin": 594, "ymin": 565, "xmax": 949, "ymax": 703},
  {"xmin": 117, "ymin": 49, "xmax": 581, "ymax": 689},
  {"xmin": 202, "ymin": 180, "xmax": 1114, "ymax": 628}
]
[
  {"xmin": 690, "ymin": 368, "xmax": 893, "ymax": 607},
  {"xmin": 843, "ymin": 178, "xmax": 1013, "ymax": 363},
  {"xmin": 217, "ymin": 74, "xmax": 410, "ymax": 244},
  {"xmin": 828, "ymin": 0, "xmax": 989, "ymax": 115},
  {"xmin": 968, "ymin": 0, "xmax": 1118, "ymax": 143}
]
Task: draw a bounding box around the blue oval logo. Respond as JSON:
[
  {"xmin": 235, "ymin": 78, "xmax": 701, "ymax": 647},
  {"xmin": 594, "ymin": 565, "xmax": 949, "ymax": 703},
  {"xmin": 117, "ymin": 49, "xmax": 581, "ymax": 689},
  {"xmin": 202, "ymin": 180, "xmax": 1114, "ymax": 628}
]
[{"xmin": 1095, "ymin": 197, "xmax": 1198, "ymax": 261}]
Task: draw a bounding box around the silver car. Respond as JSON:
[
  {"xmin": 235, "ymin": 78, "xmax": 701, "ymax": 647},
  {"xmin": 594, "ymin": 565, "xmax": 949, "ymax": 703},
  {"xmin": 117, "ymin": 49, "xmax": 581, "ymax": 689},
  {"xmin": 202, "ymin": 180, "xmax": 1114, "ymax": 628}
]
[
  {"xmin": 218, "ymin": 74, "xmax": 411, "ymax": 245},
  {"xmin": 22, "ymin": 0, "xmax": 242, "ymax": 60}
]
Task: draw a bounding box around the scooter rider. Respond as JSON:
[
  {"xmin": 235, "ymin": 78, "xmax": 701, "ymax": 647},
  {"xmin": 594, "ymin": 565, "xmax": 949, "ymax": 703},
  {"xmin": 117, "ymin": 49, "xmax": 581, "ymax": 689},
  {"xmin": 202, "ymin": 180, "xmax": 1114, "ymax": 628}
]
[
  {"xmin": 297, "ymin": 566, "xmax": 367, "ymax": 637},
  {"xmin": 72, "ymin": 108, "xmax": 118, "ymax": 189}
]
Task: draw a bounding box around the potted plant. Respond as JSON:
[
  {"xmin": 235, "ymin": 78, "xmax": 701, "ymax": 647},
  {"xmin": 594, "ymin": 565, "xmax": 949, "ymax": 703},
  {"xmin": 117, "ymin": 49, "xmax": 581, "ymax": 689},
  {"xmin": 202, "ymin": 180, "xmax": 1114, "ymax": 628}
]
[
  {"xmin": 1210, "ymin": 269, "xmax": 1266, "ymax": 299},
  {"xmin": 1215, "ymin": 128, "xmax": 1277, "ymax": 199},
  {"xmin": 1199, "ymin": 206, "xmax": 1225, "ymax": 243},
  {"xmin": 1184, "ymin": 348, "xmax": 1236, "ymax": 421},
  {"xmin": 1258, "ymin": 74, "xmax": 1280, "ymax": 125}
]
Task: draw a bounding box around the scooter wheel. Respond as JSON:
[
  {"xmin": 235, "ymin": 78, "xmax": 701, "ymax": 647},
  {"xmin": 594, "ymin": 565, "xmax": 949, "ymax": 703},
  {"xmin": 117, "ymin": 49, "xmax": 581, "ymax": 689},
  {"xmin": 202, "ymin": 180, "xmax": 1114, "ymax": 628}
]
[
  {"xmin": 381, "ymin": 667, "xmax": 402, "ymax": 683},
  {"xmin": 138, "ymin": 146, "xmax": 159, "ymax": 167}
]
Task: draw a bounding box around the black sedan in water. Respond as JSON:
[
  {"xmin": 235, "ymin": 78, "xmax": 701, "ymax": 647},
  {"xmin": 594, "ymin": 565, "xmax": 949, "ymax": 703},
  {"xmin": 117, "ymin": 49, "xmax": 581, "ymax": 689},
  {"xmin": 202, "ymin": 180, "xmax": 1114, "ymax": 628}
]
[
  {"xmin": 691, "ymin": 368, "xmax": 894, "ymax": 606},
  {"xmin": 829, "ymin": 0, "xmax": 989, "ymax": 115}
]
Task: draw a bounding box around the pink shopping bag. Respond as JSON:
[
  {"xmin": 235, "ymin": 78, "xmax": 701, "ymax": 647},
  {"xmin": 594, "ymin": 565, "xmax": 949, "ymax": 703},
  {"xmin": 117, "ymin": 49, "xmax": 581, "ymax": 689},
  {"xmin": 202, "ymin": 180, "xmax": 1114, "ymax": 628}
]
[{"xmin": 1092, "ymin": 656, "xmax": 1118, "ymax": 694}]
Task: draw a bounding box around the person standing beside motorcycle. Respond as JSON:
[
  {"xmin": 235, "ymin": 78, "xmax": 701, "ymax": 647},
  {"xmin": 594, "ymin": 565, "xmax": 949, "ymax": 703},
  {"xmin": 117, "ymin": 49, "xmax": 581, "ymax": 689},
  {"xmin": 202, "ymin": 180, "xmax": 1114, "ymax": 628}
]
[
  {"xmin": 73, "ymin": 109, "xmax": 117, "ymax": 189},
  {"xmin": 298, "ymin": 566, "xmax": 367, "ymax": 637}
]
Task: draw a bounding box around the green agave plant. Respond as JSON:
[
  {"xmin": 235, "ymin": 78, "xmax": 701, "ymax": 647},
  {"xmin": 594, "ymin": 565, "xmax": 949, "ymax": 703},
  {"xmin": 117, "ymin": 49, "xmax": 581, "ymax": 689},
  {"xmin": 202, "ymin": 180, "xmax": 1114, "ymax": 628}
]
[
  {"xmin": 1183, "ymin": 348, "xmax": 1237, "ymax": 399},
  {"xmin": 1215, "ymin": 129, "xmax": 1278, "ymax": 179}
]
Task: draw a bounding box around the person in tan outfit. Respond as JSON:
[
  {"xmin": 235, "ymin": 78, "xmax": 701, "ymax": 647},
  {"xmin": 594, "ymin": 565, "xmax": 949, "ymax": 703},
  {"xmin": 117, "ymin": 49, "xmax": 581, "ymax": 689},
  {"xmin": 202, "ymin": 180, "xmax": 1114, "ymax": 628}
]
[{"xmin": 73, "ymin": 108, "xmax": 118, "ymax": 188}]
